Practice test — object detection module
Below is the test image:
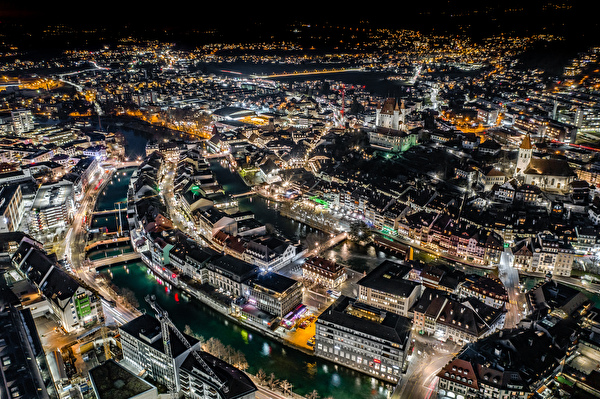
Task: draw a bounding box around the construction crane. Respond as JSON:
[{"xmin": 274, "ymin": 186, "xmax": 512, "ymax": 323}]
[
  {"xmin": 145, "ymin": 295, "xmax": 229, "ymax": 398},
  {"xmin": 101, "ymin": 324, "xmax": 111, "ymax": 361}
]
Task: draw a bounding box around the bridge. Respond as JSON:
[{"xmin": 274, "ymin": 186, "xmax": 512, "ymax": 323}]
[
  {"xmin": 84, "ymin": 236, "xmax": 131, "ymax": 253},
  {"xmin": 90, "ymin": 252, "xmax": 141, "ymax": 269},
  {"xmin": 204, "ymin": 152, "xmax": 230, "ymax": 159},
  {"xmin": 231, "ymin": 191, "xmax": 255, "ymax": 199},
  {"xmin": 373, "ymin": 235, "xmax": 408, "ymax": 256},
  {"xmin": 92, "ymin": 208, "xmax": 127, "ymax": 216},
  {"xmin": 252, "ymin": 67, "xmax": 363, "ymax": 79}
]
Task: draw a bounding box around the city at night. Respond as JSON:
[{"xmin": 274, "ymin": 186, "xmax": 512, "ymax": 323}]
[{"xmin": 3, "ymin": 2, "xmax": 600, "ymax": 399}]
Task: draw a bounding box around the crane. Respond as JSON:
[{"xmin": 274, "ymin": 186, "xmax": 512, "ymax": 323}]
[
  {"xmin": 101, "ymin": 324, "xmax": 111, "ymax": 361},
  {"xmin": 145, "ymin": 295, "xmax": 229, "ymax": 397}
]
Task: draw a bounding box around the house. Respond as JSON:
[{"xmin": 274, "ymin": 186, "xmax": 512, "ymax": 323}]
[
  {"xmin": 477, "ymin": 139, "xmax": 502, "ymax": 156},
  {"xmin": 478, "ymin": 167, "xmax": 506, "ymax": 192},
  {"xmin": 244, "ymin": 236, "xmax": 297, "ymax": 272},
  {"xmin": 302, "ymin": 256, "xmax": 347, "ymax": 288}
]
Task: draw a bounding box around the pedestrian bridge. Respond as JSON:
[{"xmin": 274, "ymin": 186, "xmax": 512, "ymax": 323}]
[
  {"xmin": 89, "ymin": 252, "xmax": 141, "ymax": 269},
  {"xmin": 84, "ymin": 236, "xmax": 131, "ymax": 253},
  {"xmin": 231, "ymin": 191, "xmax": 255, "ymax": 199}
]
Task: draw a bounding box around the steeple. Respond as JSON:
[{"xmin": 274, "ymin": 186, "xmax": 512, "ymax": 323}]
[
  {"xmin": 520, "ymin": 133, "xmax": 533, "ymax": 150},
  {"xmin": 516, "ymin": 134, "xmax": 533, "ymax": 175}
]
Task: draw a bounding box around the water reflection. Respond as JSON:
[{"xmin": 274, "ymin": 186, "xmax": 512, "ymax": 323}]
[
  {"xmin": 261, "ymin": 342, "xmax": 271, "ymax": 357},
  {"xmin": 331, "ymin": 373, "xmax": 341, "ymax": 387}
]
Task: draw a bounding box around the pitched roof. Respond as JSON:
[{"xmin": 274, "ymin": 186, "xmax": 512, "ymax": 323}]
[
  {"xmin": 522, "ymin": 158, "xmax": 575, "ymax": 177},
  {"xmin": 519, "ymin": 134, "xmax": 533, "ymax": 150}
]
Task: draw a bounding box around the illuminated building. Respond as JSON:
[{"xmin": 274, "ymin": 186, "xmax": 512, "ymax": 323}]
[
  {"xmin": 375, "ymin": 98, "xmax": 406, "ymax": 131},
  {"xmin": 368, "ymin": 127, "xmax": 419, "ymax": 153},
  {"xmin": 242, "ymin": 272, "xmax": 303, "ymax": 318},
  {"xmin": 515, "ymin": 134, "xmax": 533, "ymax": 174},
  {"xmin": 119, "ymin": 313, "xmax": 256, "ymax": 399},
  {"xmin": 28, "ymin": 180, "xmax": 74, "ymax": 233},
  {"xmin": 11, "ymin": 109, "xmax": 34, "ymax": 135},
  {"xmin": 357, "ymin": 260, "xmax": 421, "ymax": 318},
  {"xmin": 521, "ymin": 159, "xmax": 576, "ymax": 191},
  {"xmin": 301, "ymin": 256, "xmax": 347, "ymax": 288},
  {"xmin": 315, "ymin": 296, "xmax": 411, "ymax": 383},
  {"xmin": 0, "ymin": 184, "xmax": 24, "ymax": 232},
  {"xmin": 11, "ymin": 238, "xmax": 99, "ymax": 332}
]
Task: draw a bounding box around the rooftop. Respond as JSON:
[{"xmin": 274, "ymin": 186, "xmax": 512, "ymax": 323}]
[{"xmin": 89, "ymin": 359, "xmax": 157, "ymax": 399}]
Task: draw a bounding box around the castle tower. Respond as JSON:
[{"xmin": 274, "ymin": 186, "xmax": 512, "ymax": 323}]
[
  {"xmin": 375, "ymin": 98, "xmax": 401, "ymax": 130},
  {"xmin": 516, "ymin": 134, "xmax": 533, "ymax": 174}
]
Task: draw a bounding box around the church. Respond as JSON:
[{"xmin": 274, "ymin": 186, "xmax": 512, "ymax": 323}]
[{"xmin": 514, "ymin": 134, "xmax": 576, "ymax": 191}]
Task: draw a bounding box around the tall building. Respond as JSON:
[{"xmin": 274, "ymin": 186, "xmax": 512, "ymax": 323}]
[
  {"xmin": 315, "ymin": 296, "xmax": 411, "ymax": 383},
  {"xmin": 11, "ymin": 109, "xmax": 34, "ymax": 135},
  {"xmin": 119, "ymin": 313, "xmax": 256, "ymax": 399},
  {"xmin": 1, "ymin": 272, "xmax": 56, "ymax": 399}
]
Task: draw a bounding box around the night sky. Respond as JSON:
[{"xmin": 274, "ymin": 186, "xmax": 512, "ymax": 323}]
[{"xmin": 0, "ymin": 0, "xmax": 598, "ymax": 47}]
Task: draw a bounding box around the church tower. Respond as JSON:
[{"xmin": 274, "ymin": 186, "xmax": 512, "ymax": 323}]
[{"xmin": 516, "ymin": 134, "xmax": 533, "ymax": 174}]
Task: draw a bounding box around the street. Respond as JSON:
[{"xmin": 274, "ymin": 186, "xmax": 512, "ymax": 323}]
[{"xmin": 393, "ymin": 333, "xmax": 459, "ymax": 399}]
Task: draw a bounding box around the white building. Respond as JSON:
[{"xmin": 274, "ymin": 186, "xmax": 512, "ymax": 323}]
[
  {"xmin": 11, "ymin": 109, "xmax": 35, "ymax": 135},
  {"xmin": 530, "ymin": 233, "xmax": 576, "ymax": 277}
]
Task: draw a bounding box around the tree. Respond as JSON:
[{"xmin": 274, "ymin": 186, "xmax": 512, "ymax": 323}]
[
  {"xmin": 233, "ymin": 351, "xmax": 248, "ymax": 371},
  {"xmin": 279, "ymin": 380, "xmax": 293, "ymax": 396},
  {"xmin": 321, "ymin": 81, "xmax": 330, "ymax": 96},
  {"xmin": 183, "ymin": 325, "xmax": 205, "ymax": 345},
  {"xmin": 256, "ymin": 369, "xmax": 267, "ymax": 385},
  {"xmin": 350, "ymin": 97, "xmax": 364, "ymax": 114},
  {"xmin": 205, "ymin": 337, "xmax": 226, "ymax": 359},
  {"xmin": 307, "ymin": 390, "xmax": 320, "ymax": 399},
  {"xmin": 267, "ymin": 373, "xmax": 279, "ymax": 390},
  {"xmin": 119, "ymin": 287, "xmax": 139, "ymax": 308},
  {"xmin": 348, "ymin": 220, "xmax": 372, "ymax": 242}
]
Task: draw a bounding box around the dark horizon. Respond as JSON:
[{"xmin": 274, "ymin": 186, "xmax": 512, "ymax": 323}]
[{"xmin": 1, "ymin": 0, "xmax": 599, "ymax": 50}]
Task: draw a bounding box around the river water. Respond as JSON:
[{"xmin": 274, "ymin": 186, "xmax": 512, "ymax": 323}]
[{"xmin": 95, "ymin": 156, "xmax": 397, "ymax": 398}]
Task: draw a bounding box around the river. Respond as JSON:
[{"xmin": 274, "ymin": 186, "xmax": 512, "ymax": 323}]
[{"xmin": 94, "ymin": 159, "xmax": 396, "ymax": 398}]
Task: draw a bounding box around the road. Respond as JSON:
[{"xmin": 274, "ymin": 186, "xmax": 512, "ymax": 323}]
[
  {"xmin": 61, "ymin": 167, "xmax": 141, "ymax": 327},
  {"xmin": 393, "ymin": 334, "xmax": 458, "ymax": 399},
  {"xmin": 497, "ymin": 249, "xmax": 525, "ymax": 328}
]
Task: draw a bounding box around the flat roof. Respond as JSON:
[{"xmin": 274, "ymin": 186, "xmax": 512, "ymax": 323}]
[
  {"xmin": 357, "ymin": 260, "xmax": 419, "ymax": 297},
  {"xmin": 89, "ymin": 359, "xmax": 156, "ymax": 399},
  {"xmin": 318, "ymin": 296, "xmax": 411, "ymax": 346}
]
